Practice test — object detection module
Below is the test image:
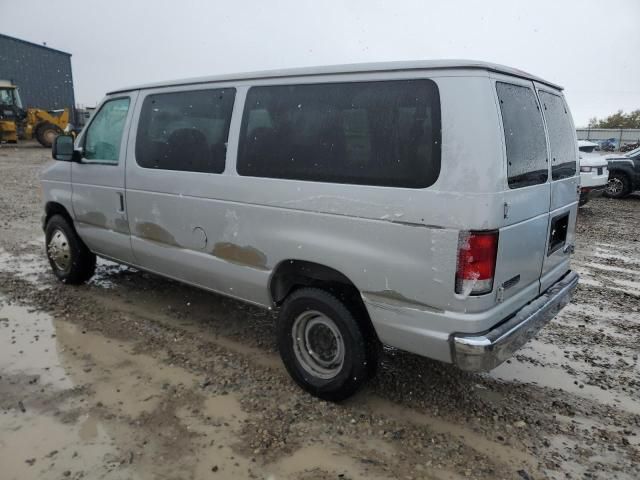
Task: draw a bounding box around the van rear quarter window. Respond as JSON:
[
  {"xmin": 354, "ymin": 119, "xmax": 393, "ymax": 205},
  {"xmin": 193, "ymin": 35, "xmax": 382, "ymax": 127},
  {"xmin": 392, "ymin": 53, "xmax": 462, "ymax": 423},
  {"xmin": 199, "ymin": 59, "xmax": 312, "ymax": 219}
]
[
  {"xmin": 135, "ymin": 88, "xmax": 235, "ymax": 173},
  {"xmin": 495, "ymin": 82, "xmax": 548, "ymax": 189},
  {"xmin": 538, "ymin": 91, "xmax": 577, "ymax": 180},
  {"xmin": 237, "ymin": 79, "xmax": 441, "ymax": 188}
]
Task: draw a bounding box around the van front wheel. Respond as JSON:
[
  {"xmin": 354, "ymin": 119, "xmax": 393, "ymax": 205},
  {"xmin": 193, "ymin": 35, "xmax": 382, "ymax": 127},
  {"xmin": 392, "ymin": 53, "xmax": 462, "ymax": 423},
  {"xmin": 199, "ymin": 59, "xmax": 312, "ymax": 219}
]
[
  {"xmin": 45, "ymin": 214, "xmax": 96, "ymax": 284},
  {"xmin": 277, "ymin": 287, "xmax": 373, "ymax": 401}
]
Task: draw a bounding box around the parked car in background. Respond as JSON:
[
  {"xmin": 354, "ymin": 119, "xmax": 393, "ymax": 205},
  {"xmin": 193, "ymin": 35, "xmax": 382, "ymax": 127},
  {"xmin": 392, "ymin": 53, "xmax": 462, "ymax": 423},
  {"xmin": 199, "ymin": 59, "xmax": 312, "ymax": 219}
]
[
  {"xmin": 598, "ymin": 138, "xmax": 617, "ymax": 152},
  {"xmin": 605, "ymin": 146, "xmax": 640, "ymax": 198},
  {"xmin": 578, "ymin": 140, "xmax": 608, "ymax": 206}
]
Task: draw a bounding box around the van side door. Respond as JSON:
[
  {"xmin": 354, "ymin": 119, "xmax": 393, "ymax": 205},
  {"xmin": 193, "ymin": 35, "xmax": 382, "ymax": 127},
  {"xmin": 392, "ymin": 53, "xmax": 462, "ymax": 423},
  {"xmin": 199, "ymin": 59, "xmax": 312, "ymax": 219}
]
[
  {"xmin": 535, "ymin": 86, "xmax": 579, "ymax": 291},
  {"xmin": 491, "ymin": 75, "xmax": 551, "ymax": 302},
  {"xmin": 71, "ymin": 93, "xmax": 138, "ymax": 264},
  {"xmin": 124, "ymin": 86, "xmax": 265, "ymax": 299}
]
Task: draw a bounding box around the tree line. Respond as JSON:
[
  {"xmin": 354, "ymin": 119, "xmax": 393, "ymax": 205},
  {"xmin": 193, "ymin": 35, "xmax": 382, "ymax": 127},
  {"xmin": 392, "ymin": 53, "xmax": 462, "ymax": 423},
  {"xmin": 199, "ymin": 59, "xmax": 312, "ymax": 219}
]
[{"xmin": 588, "ymin": 110, "xmax": 640, "ymax": 129}]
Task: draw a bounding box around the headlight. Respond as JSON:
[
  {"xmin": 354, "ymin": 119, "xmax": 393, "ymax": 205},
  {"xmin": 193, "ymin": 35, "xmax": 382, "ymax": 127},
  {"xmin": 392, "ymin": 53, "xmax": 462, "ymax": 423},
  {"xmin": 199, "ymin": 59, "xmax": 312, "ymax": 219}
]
[{"xmin": 580, "ymin": 166, "xmax": 593, "ymax": 173}]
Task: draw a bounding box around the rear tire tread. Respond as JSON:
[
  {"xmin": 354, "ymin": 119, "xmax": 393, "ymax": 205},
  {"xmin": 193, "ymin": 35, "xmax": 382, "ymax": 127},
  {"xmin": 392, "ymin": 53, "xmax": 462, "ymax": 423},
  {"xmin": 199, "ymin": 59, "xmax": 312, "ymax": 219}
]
[{"xmin": 277, "ymin": 287, "xmax": 377, "ymax": 401}]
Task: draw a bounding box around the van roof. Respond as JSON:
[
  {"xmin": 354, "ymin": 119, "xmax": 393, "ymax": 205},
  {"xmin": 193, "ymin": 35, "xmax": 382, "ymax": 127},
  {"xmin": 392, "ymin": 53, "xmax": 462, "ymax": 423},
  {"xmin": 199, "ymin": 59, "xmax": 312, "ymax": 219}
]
[{"xmin": 108, "ymin": 59, "xmax": 563, "ymax": 94}]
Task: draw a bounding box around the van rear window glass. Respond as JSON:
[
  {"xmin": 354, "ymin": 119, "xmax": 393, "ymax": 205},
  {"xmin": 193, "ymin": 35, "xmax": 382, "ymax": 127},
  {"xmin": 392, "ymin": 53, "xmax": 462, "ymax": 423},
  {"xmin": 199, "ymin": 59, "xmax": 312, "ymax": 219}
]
[
  {"xmin": 496, "ymin": 82, "xmax": 548, "ymax": 189},
  {"xmin": 237, "ymin": 80, "xmax": 441, "ymax": 188},
  {"xmin": 538, "ymin": 91, "xmax": 577, "ymax": 180},
  {"xmin": 135, "ymin": 88, "xmax": 235, "ymax": 173}
]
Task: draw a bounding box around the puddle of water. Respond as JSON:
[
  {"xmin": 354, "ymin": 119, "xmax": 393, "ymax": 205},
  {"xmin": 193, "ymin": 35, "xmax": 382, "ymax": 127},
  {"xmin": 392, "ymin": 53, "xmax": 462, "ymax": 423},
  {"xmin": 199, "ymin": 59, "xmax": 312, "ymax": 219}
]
[
  {"xmin": 489, "ymin": 353, "xmax": 640, "ymax": 415},
  {"xmin": 267, "ymin": 445, "xmax": 390, "ymax": 480},
  {"xmin": 0, "ymin": 300, "xmax": 72, "ymax": 388},
  {"xmin": 94, "ymin": 292, "xmax": 283, "ymax": 371},
  {"xmin": 89, "ymin": 258, "xmax": 133, "ymax": 289},
  {"xmin": 202, "ymin": 393, "xmax": 248, "ymax": 429},
  {"xmin": 0, "ymin": 411, "xmax": 131, "ymax": 480},
  {"xmin": 0, "ymin": 248, "xmax": 50, "ymax": 289}
]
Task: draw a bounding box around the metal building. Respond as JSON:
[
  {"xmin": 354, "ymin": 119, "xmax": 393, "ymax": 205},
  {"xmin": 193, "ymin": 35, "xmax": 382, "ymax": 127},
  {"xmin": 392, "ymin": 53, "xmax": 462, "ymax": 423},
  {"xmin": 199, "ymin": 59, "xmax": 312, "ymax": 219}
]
[{"xmin": 0, "ymin": 33, "xmax": 75, "ymax": 112}]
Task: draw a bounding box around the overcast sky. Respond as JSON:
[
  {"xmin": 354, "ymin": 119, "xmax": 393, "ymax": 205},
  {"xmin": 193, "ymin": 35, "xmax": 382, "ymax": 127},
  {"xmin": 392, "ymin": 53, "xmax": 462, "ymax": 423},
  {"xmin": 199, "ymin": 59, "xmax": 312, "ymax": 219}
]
[{"xmin": 4, "ymin": 0, "xmax": 639, "ymax": 126}]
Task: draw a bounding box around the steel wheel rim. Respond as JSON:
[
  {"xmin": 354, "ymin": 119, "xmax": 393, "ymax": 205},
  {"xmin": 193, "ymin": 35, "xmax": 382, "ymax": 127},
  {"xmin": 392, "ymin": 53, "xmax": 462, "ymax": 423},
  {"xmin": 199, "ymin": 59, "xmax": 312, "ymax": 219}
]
[
  {"xmin": 47, "ymin": 228, "xmax": 71, "ymax": 273},
  {"xmin": 292, "ymin": 310, "xmax": 345, "ymax": 379},
  {"xmin": 607, "ymin": 177, "xmax": 623, "ymax": 195}
]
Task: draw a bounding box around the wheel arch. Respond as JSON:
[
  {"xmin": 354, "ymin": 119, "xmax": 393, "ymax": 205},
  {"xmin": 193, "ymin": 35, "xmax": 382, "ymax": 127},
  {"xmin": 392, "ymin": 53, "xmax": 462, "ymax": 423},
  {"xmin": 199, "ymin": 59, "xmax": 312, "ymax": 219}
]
[
  {"xmin": 269, "ymin": 259, "xmax": 377, "ymax": 338},
  {"xmin": 608, "ymin": 166, "xmax": 633, "ymax": 179},
  {"xmin": 44, "ymin": 201, "xmax": 74, "ymax": 227}
]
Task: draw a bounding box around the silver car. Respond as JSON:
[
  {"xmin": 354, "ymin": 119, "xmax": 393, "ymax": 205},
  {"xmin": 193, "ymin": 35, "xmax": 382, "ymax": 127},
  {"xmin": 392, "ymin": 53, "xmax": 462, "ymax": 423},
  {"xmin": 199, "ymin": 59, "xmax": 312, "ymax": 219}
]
[{"xmin": 42, "ymin": 60, "xmax": 579, "ymax": 400}]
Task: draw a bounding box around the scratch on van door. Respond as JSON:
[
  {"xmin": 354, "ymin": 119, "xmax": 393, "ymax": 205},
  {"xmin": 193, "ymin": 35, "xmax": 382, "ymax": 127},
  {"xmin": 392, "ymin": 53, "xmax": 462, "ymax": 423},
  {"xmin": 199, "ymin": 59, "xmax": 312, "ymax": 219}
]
[
  {"xmin": 362, "ymin": 289, "xmax": 443, "ymax": 313},
  {"xmin": 135, "ymin": 222, "xmax": 180, "ymax": 247},
  {"xmin": 78, "ymin": 211, "xmax": 107, "ymax": 229},
  {"xmin": 212, "ymin": 242, "xmax": 268, "ymax": 270}
]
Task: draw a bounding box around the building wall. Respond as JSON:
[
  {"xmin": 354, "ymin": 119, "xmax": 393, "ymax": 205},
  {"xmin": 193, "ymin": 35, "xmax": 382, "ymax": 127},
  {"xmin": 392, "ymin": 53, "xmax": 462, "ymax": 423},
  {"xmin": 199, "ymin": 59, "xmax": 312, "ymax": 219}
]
[
  {"xmin": 576, "ymin": 128, "xmax": 640, "ymax": 148},
  {"xmin": 0, "ymin": 34, "xmax": 74, "ymax": 112}
]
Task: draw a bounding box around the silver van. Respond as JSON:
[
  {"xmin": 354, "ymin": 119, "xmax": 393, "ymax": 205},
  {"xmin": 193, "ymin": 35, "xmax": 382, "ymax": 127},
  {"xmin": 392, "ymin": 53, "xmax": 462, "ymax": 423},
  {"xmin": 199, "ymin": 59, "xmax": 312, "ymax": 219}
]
[{"xmin": 42, "ymin": 60, "xmax": 579, "ymax": 400}]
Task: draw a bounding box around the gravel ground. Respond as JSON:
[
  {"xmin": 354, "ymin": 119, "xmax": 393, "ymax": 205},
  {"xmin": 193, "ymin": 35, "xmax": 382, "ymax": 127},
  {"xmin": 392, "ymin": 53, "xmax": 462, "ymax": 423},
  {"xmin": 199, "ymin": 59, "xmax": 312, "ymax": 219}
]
[{"xmin": 1, "ymin": 142, "xmax": 639, "ymax": 480}]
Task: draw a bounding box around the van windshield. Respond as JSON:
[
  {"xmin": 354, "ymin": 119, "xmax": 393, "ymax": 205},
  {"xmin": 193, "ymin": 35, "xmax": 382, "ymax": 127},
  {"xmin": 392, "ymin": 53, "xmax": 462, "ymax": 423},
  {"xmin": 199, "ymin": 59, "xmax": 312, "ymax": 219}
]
[{"xmin": 496, "ymin": 82, "xmax": 549, "ymax": 189}]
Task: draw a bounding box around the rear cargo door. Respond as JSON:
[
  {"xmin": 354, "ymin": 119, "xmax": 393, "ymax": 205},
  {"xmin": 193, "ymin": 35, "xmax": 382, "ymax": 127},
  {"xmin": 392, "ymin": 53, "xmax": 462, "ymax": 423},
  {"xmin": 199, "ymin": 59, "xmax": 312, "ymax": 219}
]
[
  {"xmin": 535, "ymin": 86, "xmax": 580, "ymax": 291},
  {"xmin": 491, "ymin": 75, "xmax": 551, "ymax": 303}
]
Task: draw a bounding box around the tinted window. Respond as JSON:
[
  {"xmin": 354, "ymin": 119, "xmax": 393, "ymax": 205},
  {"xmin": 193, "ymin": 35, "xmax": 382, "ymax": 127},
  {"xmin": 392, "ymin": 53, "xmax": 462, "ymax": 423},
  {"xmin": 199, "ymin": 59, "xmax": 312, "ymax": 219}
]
[
  {"xmin": 237, "ymin": 80, "xmax": 441, "ymax": 188},
  {"xmin": 135, "ymin": 88, "xmax": 235, "ymax": 173},
  {"xmin": 538, "ymin": 91, "xmax": 577, "ymax": 180},
  {"xmin": 496, "ymin": 82, "xmax": 548, "ymax": 189},
  {"xmin": 84, "ymin": 98, "xmax": 130, "ymax": 164}
]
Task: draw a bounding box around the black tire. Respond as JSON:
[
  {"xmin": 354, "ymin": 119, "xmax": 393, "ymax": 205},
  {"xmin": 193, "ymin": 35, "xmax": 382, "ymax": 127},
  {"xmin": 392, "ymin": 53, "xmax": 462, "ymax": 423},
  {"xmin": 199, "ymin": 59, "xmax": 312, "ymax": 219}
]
[
  {"xmin": 36, "ymin": 123, "xmax": 62, "ymax": 148},
  {"xmin": 45, "ymin": 214, "xmax": 96, "ymax": 284},
  {"xmin": 277, "ymin": 287, "xmax": 377, "ymax": 401},
  {"xmin": 604, "ymin": 173, "xmax": 631, "ymax": 199}
]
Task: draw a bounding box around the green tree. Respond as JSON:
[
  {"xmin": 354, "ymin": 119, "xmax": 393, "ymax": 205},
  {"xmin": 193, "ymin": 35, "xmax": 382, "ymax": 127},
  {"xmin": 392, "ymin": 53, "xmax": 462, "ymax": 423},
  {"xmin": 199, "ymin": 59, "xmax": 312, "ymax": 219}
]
[{"xmin": 588, "ymin": 109, "xmax": 640, "ymax": 128}]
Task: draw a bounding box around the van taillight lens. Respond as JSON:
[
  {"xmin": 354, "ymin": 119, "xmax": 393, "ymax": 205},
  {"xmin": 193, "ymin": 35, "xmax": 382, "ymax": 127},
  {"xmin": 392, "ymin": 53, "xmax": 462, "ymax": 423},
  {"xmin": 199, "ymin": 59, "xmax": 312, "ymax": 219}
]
[{"xmin": 455, "ymin": 231, "xmax": 498, "ymax": 296}]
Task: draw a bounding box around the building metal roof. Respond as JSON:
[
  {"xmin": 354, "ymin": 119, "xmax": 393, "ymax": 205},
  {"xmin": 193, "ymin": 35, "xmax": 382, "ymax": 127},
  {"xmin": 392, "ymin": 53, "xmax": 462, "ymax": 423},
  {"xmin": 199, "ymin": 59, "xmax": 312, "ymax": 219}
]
[
  {"xmin": 108, "ymin": 59, "xmax": 562, "ymax": 94},
  {"xmin": 0, "ymin": 33, "xmax": 71, "ymax": 56}
]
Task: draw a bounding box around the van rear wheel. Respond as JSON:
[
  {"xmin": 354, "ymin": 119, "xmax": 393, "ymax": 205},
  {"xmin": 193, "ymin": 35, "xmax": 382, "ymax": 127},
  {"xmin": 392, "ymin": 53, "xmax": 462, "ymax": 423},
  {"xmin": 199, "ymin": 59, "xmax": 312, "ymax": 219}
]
[
  {"xmin": 45, "ymin": 214, "xmax": 96, "ymax": 284},
  {"xmin": 277, "ymin": 287, "xmax": 374, "ymax": 401}
]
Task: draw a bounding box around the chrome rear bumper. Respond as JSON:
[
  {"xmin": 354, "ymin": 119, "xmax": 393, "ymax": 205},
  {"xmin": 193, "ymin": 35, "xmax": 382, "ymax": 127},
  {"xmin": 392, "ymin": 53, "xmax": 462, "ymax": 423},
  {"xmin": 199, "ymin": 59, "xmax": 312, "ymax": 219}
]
[{"xmin": 451, "ymin": 271, "xmax": 579, "ymax": 372}]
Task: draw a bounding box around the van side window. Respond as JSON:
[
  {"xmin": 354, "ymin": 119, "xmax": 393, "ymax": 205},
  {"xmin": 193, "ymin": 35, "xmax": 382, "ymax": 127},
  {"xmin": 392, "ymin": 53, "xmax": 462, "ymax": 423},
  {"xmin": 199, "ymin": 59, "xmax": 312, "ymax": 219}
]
[
  {"xmin": 538, "ymin": 91, "xmax": 577, "ymax": 180},
  {"xmin": 135, "ymin": 88, "xmax": 235, "ymax": 173},
  {"xmin": 496, "ymin": 82, "xmax": 548, "ymax": 189},
  {"xmin": 237, "ymin": 80, "xmax": 441, "ymax": 188},
  {"xmin": 83, "ymin": 98, "xmax": 130, "ymax": 164}
]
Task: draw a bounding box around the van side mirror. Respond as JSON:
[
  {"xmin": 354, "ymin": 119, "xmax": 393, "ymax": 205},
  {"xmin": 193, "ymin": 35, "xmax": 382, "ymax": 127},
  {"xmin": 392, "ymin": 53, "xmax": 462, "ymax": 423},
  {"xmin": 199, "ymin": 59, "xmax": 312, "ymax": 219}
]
[{"xmin": 52, "ymin": 134, "xmax": 79, "ymax": 162}]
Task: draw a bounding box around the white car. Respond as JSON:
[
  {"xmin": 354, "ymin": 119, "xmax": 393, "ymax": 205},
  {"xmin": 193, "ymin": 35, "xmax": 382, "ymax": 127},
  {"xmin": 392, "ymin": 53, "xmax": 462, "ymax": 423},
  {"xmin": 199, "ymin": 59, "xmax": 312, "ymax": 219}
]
[{"xmin": 578, "ymin": 140, "xmax": 608, "ymax": 205}]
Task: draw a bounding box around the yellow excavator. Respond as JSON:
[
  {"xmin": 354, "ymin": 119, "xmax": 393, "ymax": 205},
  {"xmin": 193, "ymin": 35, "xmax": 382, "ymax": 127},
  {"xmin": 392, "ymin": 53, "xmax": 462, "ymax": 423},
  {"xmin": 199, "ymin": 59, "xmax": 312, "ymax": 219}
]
[{"xmin": 0, "ymin": 80, "xmax": 71, "ymax": 147}]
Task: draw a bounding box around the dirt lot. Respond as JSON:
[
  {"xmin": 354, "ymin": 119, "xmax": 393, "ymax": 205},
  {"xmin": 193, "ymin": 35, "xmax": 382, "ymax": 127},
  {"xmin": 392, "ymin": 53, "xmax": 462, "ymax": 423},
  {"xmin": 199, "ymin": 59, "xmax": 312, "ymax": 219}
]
[{"xmin": 1, "ymin": 142, "xmax": 639, "ymax": 480}]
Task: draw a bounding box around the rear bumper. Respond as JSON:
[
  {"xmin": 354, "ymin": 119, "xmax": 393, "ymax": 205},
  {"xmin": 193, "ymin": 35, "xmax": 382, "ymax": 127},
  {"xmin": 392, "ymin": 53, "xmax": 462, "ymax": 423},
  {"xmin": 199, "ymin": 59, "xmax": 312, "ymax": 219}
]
[{"xmin": 451, "ymin": 270, "xmax": 579, "ymax": 372}]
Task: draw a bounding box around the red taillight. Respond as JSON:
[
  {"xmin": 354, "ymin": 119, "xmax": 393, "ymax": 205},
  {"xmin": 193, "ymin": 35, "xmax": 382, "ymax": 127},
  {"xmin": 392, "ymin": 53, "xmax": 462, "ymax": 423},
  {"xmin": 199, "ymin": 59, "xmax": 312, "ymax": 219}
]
[{"xmin": 455, "ymin": 231, "xmax": 498, "ymax": 296}]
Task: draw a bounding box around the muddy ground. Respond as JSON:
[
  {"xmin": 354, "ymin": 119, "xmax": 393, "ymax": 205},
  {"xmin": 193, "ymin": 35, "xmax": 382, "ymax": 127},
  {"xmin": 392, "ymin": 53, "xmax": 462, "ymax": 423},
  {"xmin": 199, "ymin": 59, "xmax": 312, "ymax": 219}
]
[{"xmin": 0, "ymin": 142, "xmax": 639, "ymax": 480}]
